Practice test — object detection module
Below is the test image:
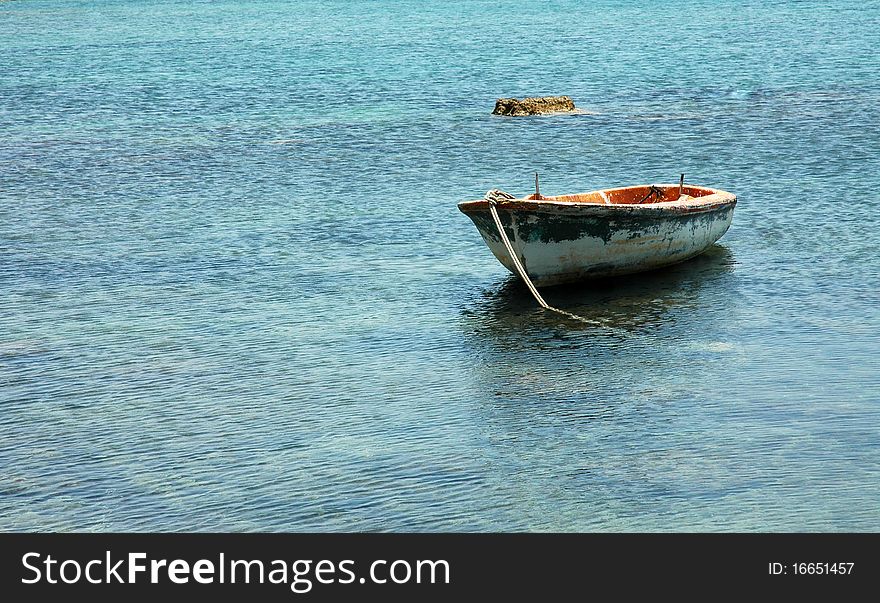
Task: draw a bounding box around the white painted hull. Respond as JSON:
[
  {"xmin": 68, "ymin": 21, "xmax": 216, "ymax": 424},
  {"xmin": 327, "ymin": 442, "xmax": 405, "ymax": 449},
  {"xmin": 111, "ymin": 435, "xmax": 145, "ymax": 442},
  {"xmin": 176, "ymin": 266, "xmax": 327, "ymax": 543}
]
[{"xmin": 459, "ymin": 184, "xmax": 737, "ymax": 286}]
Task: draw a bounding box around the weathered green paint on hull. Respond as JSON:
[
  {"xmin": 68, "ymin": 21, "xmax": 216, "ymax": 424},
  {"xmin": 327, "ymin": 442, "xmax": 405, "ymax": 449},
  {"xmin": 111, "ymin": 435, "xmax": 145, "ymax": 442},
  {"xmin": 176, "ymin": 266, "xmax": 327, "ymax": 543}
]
[{"xmin": 459, "ymin": 184, "xmax": 737, "ymax": 286}]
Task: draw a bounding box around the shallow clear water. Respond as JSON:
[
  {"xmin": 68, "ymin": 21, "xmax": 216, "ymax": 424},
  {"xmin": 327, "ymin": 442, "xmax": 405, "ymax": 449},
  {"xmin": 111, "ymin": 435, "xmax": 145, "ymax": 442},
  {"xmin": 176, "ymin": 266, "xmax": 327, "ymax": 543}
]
[{"xmin": 1, "ymin": 0, "xmax": 879, "ymax": 531}]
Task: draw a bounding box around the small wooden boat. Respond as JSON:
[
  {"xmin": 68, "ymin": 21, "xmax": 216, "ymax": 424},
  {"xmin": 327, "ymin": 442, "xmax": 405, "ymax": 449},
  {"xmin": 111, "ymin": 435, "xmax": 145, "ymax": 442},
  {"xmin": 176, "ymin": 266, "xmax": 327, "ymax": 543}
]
[{"xmin": 458, "ymin": 181, "xmax": 736, "ymax": 286}]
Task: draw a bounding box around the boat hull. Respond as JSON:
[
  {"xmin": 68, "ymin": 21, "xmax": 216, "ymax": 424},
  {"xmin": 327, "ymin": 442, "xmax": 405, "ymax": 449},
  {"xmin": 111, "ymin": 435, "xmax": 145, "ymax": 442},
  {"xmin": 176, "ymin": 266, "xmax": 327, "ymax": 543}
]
[{"xmin": 459, "ymin": 185, "xmax": 736, "ymax": 286}]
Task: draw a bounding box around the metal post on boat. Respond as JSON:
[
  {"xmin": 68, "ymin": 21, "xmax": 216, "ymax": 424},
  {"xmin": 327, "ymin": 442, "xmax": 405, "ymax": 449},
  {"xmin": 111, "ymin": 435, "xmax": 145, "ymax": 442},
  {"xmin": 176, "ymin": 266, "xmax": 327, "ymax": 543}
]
[
  {"xmin": 679, "ymin": 173, "xmax": 685, "ymax": 197},
  {"xmin": 535, "ymin": 172, "xmax": 541, "ymax": 200}
]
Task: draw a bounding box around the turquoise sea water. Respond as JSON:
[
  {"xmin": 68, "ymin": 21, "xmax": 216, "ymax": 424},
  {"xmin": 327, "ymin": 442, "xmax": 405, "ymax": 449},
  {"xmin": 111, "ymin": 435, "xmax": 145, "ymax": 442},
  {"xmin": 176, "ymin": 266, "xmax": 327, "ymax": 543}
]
[{"xmin": 1, "ymin": 0, "xmax": 879, "ymax": 531}]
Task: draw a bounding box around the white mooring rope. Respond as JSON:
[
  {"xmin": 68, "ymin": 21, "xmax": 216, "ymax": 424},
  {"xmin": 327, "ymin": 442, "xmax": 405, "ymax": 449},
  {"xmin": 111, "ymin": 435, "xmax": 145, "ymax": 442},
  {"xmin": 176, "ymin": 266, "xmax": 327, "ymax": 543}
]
[{"xmin": 484, "ymin": 190, "xmax": 599, "ymax": 325}]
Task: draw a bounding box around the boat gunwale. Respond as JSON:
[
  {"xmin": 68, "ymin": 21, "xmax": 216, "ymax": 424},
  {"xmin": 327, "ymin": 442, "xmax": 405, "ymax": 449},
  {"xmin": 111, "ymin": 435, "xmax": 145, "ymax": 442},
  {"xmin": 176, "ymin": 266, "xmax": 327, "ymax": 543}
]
[{"xmin": 458, "ymin": 184, "xmax": 737, "ymax": 216}]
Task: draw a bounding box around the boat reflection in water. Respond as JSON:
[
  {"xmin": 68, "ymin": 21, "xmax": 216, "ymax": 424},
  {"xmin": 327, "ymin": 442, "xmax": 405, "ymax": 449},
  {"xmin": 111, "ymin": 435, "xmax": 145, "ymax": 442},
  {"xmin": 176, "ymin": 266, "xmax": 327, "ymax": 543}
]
[
  {"xmin": 463, "ymin": 244, "xmax": 737, "ymax": 335},
  {"xmin": 455, "ymin": 245, "xmax": 744, "ymax": 530},
  {"xmin": 459, "ymin": 244, "xmax": 740, "ymax": 403}
]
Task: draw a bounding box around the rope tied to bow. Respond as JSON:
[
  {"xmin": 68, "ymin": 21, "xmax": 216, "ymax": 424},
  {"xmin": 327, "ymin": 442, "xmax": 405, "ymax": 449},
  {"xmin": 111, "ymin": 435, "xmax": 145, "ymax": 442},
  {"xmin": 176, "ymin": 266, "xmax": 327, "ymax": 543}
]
[{"xmin": 483, "ymin": 189, "xmax": 600, "ymax": 325}]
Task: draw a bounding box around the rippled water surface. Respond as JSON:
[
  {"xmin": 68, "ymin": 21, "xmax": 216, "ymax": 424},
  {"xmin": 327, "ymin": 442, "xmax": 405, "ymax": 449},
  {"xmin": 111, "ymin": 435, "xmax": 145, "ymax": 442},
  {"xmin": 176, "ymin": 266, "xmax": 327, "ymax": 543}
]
[{"xmin": 2, "ymin": 0, "xmax": 879, "ymax": 531}]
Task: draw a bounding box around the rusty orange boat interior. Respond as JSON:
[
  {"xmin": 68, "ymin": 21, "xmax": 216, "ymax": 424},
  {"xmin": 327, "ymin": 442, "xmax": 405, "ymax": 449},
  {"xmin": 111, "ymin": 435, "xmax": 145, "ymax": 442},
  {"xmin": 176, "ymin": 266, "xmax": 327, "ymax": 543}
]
[
  {"xmin": 521, "ymin": 184, "xmax": 721, "ymax": 205},
  {"xmin": 458, "ymin": 182, "xmax": 736, "ymax": 213}
]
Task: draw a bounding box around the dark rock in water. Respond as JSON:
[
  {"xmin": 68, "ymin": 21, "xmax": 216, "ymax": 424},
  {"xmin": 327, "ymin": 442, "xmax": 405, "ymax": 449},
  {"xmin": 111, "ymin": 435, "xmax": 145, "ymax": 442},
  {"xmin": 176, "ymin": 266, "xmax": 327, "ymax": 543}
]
[{"xmin": 492, "ymin": 96, "xmax": 576, "ymax": 116}]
